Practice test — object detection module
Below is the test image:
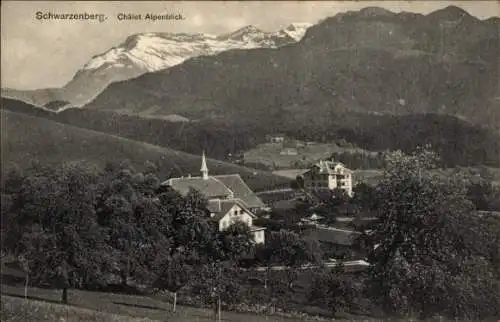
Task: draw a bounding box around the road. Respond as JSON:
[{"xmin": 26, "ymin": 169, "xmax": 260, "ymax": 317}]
[{"xmin": 249, "ymin": 260, "xmax": 370, "ymax": 272}]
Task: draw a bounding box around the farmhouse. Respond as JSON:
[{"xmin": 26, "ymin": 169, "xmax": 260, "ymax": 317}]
[
  {"xmin": 280, "ymin": 147, "xmax": 298, "ymax": 156},
  {"xmin": 300, "ymin": 160, "xmax": 354, "ymax": 196},
  {"xmin": 266, "ymin": 133, "xmax": 285, "ymax": 144},
  {"xmin": 162, "ymin": 152, "xmax": 266, "ymax": 243},
  {"xmin": 207, "ymin": 198, "xmax": 265, "ymax": 244}
]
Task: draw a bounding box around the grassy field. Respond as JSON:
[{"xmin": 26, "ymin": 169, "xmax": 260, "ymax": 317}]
[
  {"xmin": 244, "ymin": 142, "xmax": 376, "ymax": 170},
  {"xmin": 0, "ymin": 264, "xmax": 328, "ymax": 322},
  {"xmin": 1, "ymin": 110, "xmax": 291, "ymax": 192},
  {"xmin": 1, "ymin": 295, "xmax": 157, "ymax": 322}
]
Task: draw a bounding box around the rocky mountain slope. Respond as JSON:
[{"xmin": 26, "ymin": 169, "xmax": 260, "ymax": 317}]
[
  {"xmin": 84, "ymin": 6, "xmax": 500, "ymax": 129},
  {"xmin": 1, "ymin": 23, "xmax": 311, "ymax": 108}
]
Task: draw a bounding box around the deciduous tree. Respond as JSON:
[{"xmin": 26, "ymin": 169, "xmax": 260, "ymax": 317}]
[
  {"xmin": 153, "ymin": 252, "xmax": 193, "ymax": 312},
  {"xmin": 367, "ymin": 148, "xmax": 500, "ymax": 319}
]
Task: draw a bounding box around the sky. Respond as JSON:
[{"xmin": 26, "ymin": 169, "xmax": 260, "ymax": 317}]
[{"xmin": 1, "ymin": 1, "xmax": 499, "ymax": 90}]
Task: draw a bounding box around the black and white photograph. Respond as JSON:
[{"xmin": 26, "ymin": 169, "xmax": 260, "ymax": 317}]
[{"xmin": 1, "ymin": 1, "xmax": 499, "ymax": 321}]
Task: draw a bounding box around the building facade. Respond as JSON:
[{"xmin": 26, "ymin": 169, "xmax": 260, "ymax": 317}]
[
  {"xmin": 266, "ymin": 133, "xmax": 285, "ymax": 144},
  {"xmin": 207, "ymin": 199, "xmax": 265, "ymax": 244},
  {"xmin": 300, "ymin": 160, "xmax": 353, "ymax": 196}
]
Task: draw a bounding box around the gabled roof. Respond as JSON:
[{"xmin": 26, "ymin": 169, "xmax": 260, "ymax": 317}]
[
  {"xmin": 163, "ymin": 176, "xmax": 233, "ymax": 199},
  {"xmin": 315, "ymin": 226, "xmax": 361, "ymax": 246},
  {"xmin": 307, "ymin": 160, "xmax": 353, "ymax": 175},
  {"xmin": 208, "ymin": 198, "xmax": 258, "ymax": 221},
  {"xmin": 213, "ymin": 174, "xmax": 265, "ymax": 209}
]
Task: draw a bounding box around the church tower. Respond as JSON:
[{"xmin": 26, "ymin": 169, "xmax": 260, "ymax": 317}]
[{"xmin": 201, "ymin": 151, "xmax": 209, "ymax": 180}]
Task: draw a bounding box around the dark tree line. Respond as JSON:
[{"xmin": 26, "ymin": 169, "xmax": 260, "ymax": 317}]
[
  {"xmin": 1, "ymin": 160, "xmax": 325, "ymax": 318},
  {"xmin": 1, "ymin": 160, "xmax": 256, "ymax": 309},
  {"xmin": 329, "ymin": 151, "xmax": 387, "ymax": 170}
]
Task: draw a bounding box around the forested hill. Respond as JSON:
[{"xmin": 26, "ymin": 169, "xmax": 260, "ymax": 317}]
[
  {"xmin": 3, "ymin": 97, "xmax": 500, "ymax": 168},
  {"xmin": 1, "ymin": 109, "xmax": 291, "ymax": 192}
]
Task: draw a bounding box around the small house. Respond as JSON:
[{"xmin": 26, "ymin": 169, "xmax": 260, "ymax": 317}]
[
  {"xmin": 280, "ymin": 148, "xmax": 298, "ymax": 156},
  {"xmin": 267, "ymin": 133, "xmax": 285, "ymax": 144}
]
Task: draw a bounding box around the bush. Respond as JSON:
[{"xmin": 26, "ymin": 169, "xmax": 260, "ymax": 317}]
[{"xmin": 307, "ymin": 268, "xmax": 360, "ymax": 315}]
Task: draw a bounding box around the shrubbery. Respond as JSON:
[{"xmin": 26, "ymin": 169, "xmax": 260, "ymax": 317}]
[{"xmin": 2, "ymin": 152, "xmax": 499, "ymax": 320}]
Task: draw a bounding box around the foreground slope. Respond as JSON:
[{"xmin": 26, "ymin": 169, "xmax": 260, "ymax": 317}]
[{"xmin": 1, "ymin": 110, "xmax": 290, "ymax": 191}]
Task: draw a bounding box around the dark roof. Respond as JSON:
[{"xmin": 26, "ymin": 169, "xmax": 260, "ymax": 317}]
[
  {"xmin": 304, "ymin": 161, "xmax": 353, "ymax": 176},
  {"xmin": 214, "ymin": 174, "xmax": 265, "ymax": 209},
  {"xmin": 315, "ymin": 226, "xmax": 361, "ymax": 246},
  {"xmin": 163, "ymin": 176, "xmax": 232, "ymax": 199},
  {"xmin": 210, "ymin": 201, "xmax": 237, "ymax": 221},
  {"xmin": 273, "ymin": 198, "xmax": 299, "ymax": 210},
  {"xmin": 208, "ymin": 198, "xmax": 258, "ymax": 221},
  {"xmin": 162, "ymin": 174, "xmax": 265, "ymax": 209}
]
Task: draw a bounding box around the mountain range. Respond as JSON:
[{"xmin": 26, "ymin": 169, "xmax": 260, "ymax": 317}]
[
  {"xmin": 1, "ymin": 23, "xmax": 311, "ymax": 108},
  {"xmin": 80, "ymin": 5, "xmax": 499, "ymax": 129}
]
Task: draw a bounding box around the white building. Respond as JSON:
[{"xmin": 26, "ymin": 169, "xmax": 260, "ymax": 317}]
[
  {"xmin": 207, "ymin": 198, "xmax": 265, "ymax": 244},
  {"xmin": 300, "ymin": 160, "xmax": 353, "ymax": 197},
  {"xmin": 266, "ymin": 133, "xmax": 285, "ymax": 144}
]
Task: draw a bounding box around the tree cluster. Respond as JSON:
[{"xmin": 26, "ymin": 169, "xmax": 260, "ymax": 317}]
[
  {"xmin": 1, "ymin": 161, "xmax": 254, "ymax": 308},
  {"xmin": 330, "ymin": 151, "xmax": 386, "ymax": 170},
  {"xmin": 365, "ymin": 148, "xmax": 500, "ymax": 319}
]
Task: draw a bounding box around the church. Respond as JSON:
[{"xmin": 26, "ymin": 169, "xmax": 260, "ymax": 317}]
[{"xmin": 162, "ymin": 152, "xmax": 266, "ymax": 244}]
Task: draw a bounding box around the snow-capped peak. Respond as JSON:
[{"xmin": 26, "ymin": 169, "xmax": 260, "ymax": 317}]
[
  {"xmin": 70, "ymin": 23, "xmax": 312, "ymax": 106},
  {"xmin": 217, "ymin": 25, "xmax": 265, "ymax": 41},
  {"xmin": 280, "ymin": 22, "xmax": 312, "ymax": 41},
  {"xmin": 82, "ymin": 24, "xmax": 311, "ymax": 72}
]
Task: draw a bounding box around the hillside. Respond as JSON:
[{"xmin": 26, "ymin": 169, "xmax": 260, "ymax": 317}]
[
  {"xmin": 3, "ymin": 98, "xmax": 500, "ymax": 168},
  {"xmin": 0, "ymin": 24, "xmax": 311, "ymax": 108},
  {"xmin": 84, "ymin": 6, "xmax": 500, "ymax": 128},
  {"xmin": 1, "ymin": 110, "xmax": 291, "ymax": 192}
]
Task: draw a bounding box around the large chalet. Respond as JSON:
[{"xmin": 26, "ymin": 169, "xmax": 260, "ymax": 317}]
[
  {"xmin": 162, "ymin": 152, "xmax": 266, "ymax": 243},
  {"xmin": 300, "ymin": 160, "xmax": 354, "ymax": 196}
]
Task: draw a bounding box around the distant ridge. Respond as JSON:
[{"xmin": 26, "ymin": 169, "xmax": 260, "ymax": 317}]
[
  {"xmin": 1, "ymin": 23, "xmax": 312, "ymax": 108},
  {"xmin": 81, "ymin": 5, "xmax": 499, "ymax": 128}
]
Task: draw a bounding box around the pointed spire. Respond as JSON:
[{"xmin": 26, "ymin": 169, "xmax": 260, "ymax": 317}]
[
  {"xmin": 201, "ymin": 150, "xmax": 209, "ymax": 179},
  {"xmin": 319, "ymin": 160, "xmax": 324, "ymax": 172}
]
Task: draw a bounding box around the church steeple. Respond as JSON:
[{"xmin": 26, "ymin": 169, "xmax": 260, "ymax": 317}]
[{"xmin": 201, "ymin": 150, "xmax": 209, "ymax": 179}]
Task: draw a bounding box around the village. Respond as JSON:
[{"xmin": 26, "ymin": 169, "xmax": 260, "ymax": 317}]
[
  {"xmin": 161, "ymin": 134, "xmax": 377, "ymax": 273},
  {"xmin": 2, "ymin": 2, "xmax": 500, "ymax": 321}
]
